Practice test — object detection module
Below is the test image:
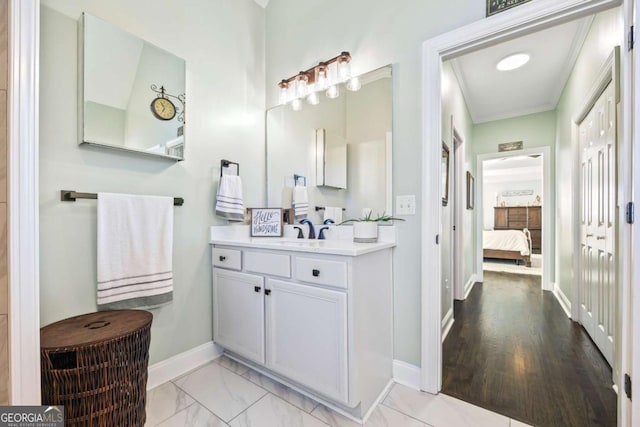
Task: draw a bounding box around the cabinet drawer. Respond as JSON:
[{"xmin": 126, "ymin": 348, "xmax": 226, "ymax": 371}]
[
  {"xmin": 245, "ymin": 251, "xmax": 291, "ymax": 278},
  {"xmin": 212, "ymin": 248, "xmax": 242, "ymax": 270},
  {"xmin": 295, "ymin": 257, "xmax": 348, "ymax": 289}
]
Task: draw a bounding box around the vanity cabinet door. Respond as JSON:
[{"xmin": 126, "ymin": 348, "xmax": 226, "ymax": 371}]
[
  {"xmin": 213, "ymin": 268, "xmax": 265, "ymax": 364},
  {"xmin": 265, "ymin": 279, "xmax": 348, "ymax": 403}
]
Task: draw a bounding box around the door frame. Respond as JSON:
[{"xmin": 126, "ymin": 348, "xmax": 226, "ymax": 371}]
[
  {"xmin": 475, "ymin": 147, "xmax": 551, "ymax": 290},
  {"xmin": 452, "ymin": 122, "xmax": 465, "ymax": 300},
  {"xmin": 420, "ymin": 0, "xmax": 634, "ymax": 425},
  {"xmin": 9, "ymin": 0, "xmax": 41, "ymax": 404}
]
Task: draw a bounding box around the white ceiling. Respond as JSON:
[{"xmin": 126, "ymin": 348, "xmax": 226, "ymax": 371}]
[
  {"xmin": 483, "ymin": 155, "xmax": 542, "ymax": 183},
  {"xmin": 450, "ymin": 17, "xmax": 593, "ymax": 124},
  {"xmin": 253, "ymin": 0, "xmax": 270, "ymax": 8}
]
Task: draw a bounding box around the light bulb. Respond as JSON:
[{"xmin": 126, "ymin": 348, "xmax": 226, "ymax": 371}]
[
  {"xmin": 291, "ymin": 98, "xmax": 303, "ymax": 111},
  {"xmin": 326, "ymin": 85, "xmax": 339, "ymax": 99},
  {"xmin": 316, "ymin": 67, "xmax": 328, "ymax": 90},
  {"xmin": 296, "ymin": 74, "xmax": 309, "ymax": 98},
  {"xmin": 306, "ymin": 92, "xmax": 320, "ymax": 105},
  {"xmin": 287, "ymin": 84, "xmax": 297, "ymax": 102},
  {"xmin": 338, "ymin": 60, "xmax": 351, "ymax": 81},
  {"xmin": 279, "ymin": 85, "xmax": 288, "ymax": 105},
  {"xmin": 346, "ymin": 77, "xmax": 361, "ymax": 91}
]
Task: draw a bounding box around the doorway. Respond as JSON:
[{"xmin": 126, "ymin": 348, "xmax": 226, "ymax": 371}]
[
  {"xmin": 481, "ymin": 155, "xmax": 543, "ymax": 278},
  {"xmin": 420, "ymin": 0, "xmax": 634, "ymax": 425}
]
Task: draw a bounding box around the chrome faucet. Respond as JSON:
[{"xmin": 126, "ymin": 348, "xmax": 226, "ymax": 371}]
[{"xmin": 299, "ymin": 219, "xmax": 315, "ymax": 239}]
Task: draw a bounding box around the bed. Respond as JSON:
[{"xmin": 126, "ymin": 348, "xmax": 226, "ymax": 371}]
[{"xmin": 483, "ymin": 229, "xmax": 532, "ymax": 267}]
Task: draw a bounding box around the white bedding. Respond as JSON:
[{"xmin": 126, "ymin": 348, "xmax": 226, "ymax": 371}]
[{"xmin": 483, "ymin": 230, "xmax": 530, "ymax": 256}]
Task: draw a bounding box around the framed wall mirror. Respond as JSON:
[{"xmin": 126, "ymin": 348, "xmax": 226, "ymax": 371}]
[
  {"xmin": 78, "ymin": 13, "xmax": 186, "ymax": 160},
  {"xmin": 266, "ymin": 65, "xmax": 393, "ymax": 224},
  {"xmin": 442, "ymin": 143, "xmax": 450, "ymax": 206},
  {"xmin": 466, "ymin": 171, "xmax": 475, "ymax": 209}
]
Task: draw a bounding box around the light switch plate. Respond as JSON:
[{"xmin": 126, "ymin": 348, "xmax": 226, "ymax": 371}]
[{"xmin": 396, "ymin": 195, "xmax": 416, "ymax": 215}]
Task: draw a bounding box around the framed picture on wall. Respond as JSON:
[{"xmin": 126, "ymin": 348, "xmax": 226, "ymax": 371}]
[
  {"xmin": 466, "ymin": 171, "xmax": 475, "ymax": 210},
  {"xmin": 442, "ymin": 143, "xmax": 450, "ymax": 206}
]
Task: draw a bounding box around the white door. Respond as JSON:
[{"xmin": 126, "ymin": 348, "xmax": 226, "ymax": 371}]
[
  {"xmin": 265, "ymin": 278, "xmax": 348, "ymax": 403},
  {"xmin": 579, "ymin": 82, "xmax": 616, "ymax": 366},
  {"xmin": 212, "ymin": 268, "xmax": 265, "ymax": 364}
]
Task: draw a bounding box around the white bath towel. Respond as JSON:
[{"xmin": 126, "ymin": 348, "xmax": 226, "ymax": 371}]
[
  {"xmin": 292, "ymin": 185, "xmax": 309, "ymax": 220},
  {"xmin": 97, "ymin": 193, "xmax": 174, "ymax": 310},
  {"xmin": 216, "ymin": 175, "xmax": 245, "ymax": 221},
  {"xmin": 323, "ymin": 207, "xmax": 343, "ymax": 223}
]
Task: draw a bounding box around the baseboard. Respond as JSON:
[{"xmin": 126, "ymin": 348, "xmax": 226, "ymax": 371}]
[
  {"xmin": 147, "ymin": 341, "xmax": 223, "ymax": 390},
  {"xmin": 361, "ymin": 380, "xmax": 395, "ymax": 424},
  {"xmin": 463, "ymin": 274, "xmax": 477, "ymax": 299},
  {"xmin": 393, "ymin": 360, "xmax": 421, "ymax": 391},
  {"xmin": 441, "ymin": 308, "xmax": 454, "ymax": 342},
  {"xmin": 553, "ymin": 283, "xmax": 572, "ymax": 319}
]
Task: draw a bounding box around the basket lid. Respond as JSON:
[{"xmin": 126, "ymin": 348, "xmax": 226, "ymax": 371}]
[{"xmin": 41, "ymin": 310, "xmax": 152, "ymax": 349}]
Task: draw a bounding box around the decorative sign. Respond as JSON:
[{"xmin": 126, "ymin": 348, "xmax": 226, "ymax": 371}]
[
  {"xmin": 502, "ymin": 189, "xmax": 534, "ymax": 197},
  {"xmin": 251, "ymin": 208, "xmax": 283, "ymax": 237},
  {"xmin": 487, "ymin": 0, "xmax": 532, "ymax": 17},
  {"xmin": 498, "ymin": 141, "xmax": 523, "ymax": 152}
]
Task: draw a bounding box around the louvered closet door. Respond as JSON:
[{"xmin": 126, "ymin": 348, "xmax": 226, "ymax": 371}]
[{"xmin": 579, "ymin": 82, "xmax": 616, "ymax": 366}]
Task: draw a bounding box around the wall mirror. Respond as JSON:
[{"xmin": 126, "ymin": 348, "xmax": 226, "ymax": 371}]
[
  {"xmin": 78, "ymin": 13, "xmax": 186, "ymax": 160},
  {"xmin": 266, "ymin": 65, "xmax": 393, "ymax": 224},
  {"xmin": 442, "ymin": 143, "xmax": 449, "ymax": 206}
]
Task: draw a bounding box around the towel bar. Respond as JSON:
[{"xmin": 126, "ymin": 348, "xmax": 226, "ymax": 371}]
[
  {"xmin": 315, "ymin": 206, "xmax": 346, "ymax": 211},
  {"xmin": 60, "ymin": 190, "xmax": 184, "ymax": 206}
]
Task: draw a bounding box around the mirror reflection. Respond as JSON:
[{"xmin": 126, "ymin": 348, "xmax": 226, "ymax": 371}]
[
  {"xmin": 79, "ymin": 13, "xmax": 186, "ymax": 160},
  {"xmin": 267, "ymin": 65, "xmax": 392, "ymax": 224}
]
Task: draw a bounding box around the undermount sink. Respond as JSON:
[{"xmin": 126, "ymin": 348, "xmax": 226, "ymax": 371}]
[{"xmin": 272, "ymin": 239, "xmax": 327, "ymax": 246}]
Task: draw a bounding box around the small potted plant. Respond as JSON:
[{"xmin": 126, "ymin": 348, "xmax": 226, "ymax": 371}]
[{"xmin": 340, "ymin": 212, "xmax": 404, "ymax": 243}]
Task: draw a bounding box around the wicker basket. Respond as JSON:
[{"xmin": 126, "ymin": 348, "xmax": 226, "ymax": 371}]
[{"xmin": 41, "ymin": 310, "xmax": 152, "ymax": 427}]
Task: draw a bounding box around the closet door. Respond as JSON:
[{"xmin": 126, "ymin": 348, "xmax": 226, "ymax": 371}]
[{"xmin": 579, "ymin": 82, "xmax": 616, "ymax": 366}]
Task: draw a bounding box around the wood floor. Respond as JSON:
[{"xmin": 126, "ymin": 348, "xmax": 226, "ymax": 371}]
[{"xmin": 442, "ymin": 271, "xmax": 617, "ymax": 427}]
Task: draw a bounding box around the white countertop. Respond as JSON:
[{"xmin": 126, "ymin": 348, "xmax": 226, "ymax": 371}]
[{"xmin": 209, "ymin": 225, "xmax": 396, "ymax": 256}]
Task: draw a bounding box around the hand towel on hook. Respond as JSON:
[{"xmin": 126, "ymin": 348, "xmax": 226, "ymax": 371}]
[
  {"xmin": 97, "ymin": 193, "xmax": 174, "ymax": 310},
  {"xmin": 216, "ymin": 175, "xmax": 245, "ymax": 221}
]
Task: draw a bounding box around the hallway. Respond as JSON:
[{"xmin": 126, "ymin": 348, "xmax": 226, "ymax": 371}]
[{"xmin": 442, "ymin": 271, "xmax": 616, "ymax": 427}]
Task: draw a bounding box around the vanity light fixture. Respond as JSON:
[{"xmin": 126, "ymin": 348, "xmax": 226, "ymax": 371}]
[
  {"xmin": 278, "ymin": 51, "xmax": 359, "ymax": 109},
  {"xmin": 496, "ymin": 53, "xmax": 530, "ymax": 71}
]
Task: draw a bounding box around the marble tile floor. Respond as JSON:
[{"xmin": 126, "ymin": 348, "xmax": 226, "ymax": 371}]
[{"xmin": 145, "ymin": 355, "xmax": 533, "ymax": 427}]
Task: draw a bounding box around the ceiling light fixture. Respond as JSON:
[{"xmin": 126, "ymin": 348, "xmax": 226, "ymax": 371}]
[
  {"xmin": 278, "ymin": 51, "xmax": 359, "ymax": 109},
  {"xmin": 496, "ymin": 53, "xmax": 530, "ymax": 71}
]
